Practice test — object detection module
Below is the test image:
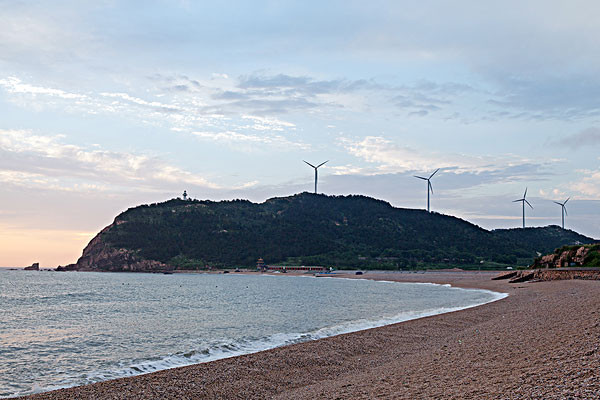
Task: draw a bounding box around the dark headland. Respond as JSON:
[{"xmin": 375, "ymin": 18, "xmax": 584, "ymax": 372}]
[{"xmin": 57, "ymin": 192, "xmax": 594, "ymax": 273}]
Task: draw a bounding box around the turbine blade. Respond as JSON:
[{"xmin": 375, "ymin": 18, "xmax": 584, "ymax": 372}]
[
  {"xmin": 523, "ymin": 187, "xmax": 527, "ymax": 198},
  {"xmin": 303, "ymin": 160, "xmax": 316, "ymax": 168},
  {"xmin": 428, "ymin": 181, "xmax": 433, "ymax": 194},
  {"xmin": 525, "ymin": 199, "xmax": 533, "ymax": 209},
  {"xmin": 513, "ymin": 199, "xmax": 524, "ymax": 202},
  {"xmin": 564, "ymin": 206, "xmax": 568, "ymax": 216},
  {"xmin": 316, "ymin": 160, "xmax": 329, "ymax": 168},
  {"xmin": 564, "ymin": 197, "xmax": 570, "ymax": 204},
  {"xmin": 553, "ymin": 201, "xmax": 562, "ymax": 206},
  {"xmin": 414, "ymin": 176, "xmax": 428, "ymax": 180},
  {"xmin": 429, "ymin": 168, "xmax": 440, "ymax": 179}
]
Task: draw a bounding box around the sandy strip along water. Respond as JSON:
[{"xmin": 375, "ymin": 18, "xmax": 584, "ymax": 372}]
[{"xmin": 22, "ymin": 271, "xmax": 600, "ymax": 399}]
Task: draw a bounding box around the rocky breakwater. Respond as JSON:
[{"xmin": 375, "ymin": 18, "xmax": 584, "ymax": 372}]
[
  {"xmin": 56, "ymin": 220, "xmax": 173, "ymax": 273},
  {"xmin": 496, "ymin": 268, "xmax": 600, "ymax": 283}
]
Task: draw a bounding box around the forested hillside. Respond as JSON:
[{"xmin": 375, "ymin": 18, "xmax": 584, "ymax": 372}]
[{"xmin": 96, "ymin": 193, "xmax": 595, "ymax": 270}]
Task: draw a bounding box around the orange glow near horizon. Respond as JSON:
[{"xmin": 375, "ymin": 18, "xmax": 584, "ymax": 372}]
[{"xmin": 0, "ymin": 225, "xmax": 95, "ymax": 268}]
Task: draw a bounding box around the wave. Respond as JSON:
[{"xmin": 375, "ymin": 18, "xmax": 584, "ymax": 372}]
[{"xmin": 28, "ymin": 286, "xmax": 507, "ymax": 397}]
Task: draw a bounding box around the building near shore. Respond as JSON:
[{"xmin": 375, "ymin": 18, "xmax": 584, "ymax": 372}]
[
  {"xmin": 266, "ymin": 265, "xmax": 326, "ymax": 272},
  {"xmin": 256, "ymin": 258, "xmax": 326, "ymax": 272}
]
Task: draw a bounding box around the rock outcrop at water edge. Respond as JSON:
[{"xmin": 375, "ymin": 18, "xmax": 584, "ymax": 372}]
[
  {"xmin": 56, "ymin": 222, "xmax": 172, "ymax": 272},
  {"xmin": 23, "ymin": 262, "xmax": 39, "ymax": 271}
]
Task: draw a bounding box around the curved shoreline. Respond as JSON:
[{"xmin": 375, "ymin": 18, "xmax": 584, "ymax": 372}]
[
  {"xmin": 22, "ymin": 271, "xmax": 600, "ymax": 399},
  {"xmin": 13, "ymin": 273, "xmax": 505, "ymax": 397}
]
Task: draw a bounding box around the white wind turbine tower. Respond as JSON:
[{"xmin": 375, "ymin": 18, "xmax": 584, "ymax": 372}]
[
  {"xmin": 553, "ymin": 197, "xmax": 569, "ymax": 229},
  {"xmin": 414, "ymin": 168, "xmax": 439, "ymax": 212},
  {"xmin": 513, "ymin": 188, "xmax": 533, "ymax": 228},
  {"xmin": 303, "ymin": 160, "xmax": 328, "ymax": 194}
]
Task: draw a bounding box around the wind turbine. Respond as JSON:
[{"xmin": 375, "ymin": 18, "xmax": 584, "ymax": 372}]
[
  {"xmin": 553, "ymin": 197, "xmax": 569, "ymax": 229},
  {"xmin": 513, "ymin": 188, "xmax": 533, "ymax": 228},
  {"xmin": 303, "ymin": 160, "xmax": 328, "ymax": 194},
  {"xmin": 414, "ymin": 168, "xmax": 439, "ymax": 212}
]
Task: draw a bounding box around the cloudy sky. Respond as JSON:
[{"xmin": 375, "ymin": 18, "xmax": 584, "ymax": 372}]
[{"xmin": 2, "ymin": 0, "xmax": 600, "ymax": 267}]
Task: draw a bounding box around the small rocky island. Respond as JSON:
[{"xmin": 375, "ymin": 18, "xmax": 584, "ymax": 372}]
[{"xmin": 23, "ymin": 262, "xmax": 40, "ymax": 271}]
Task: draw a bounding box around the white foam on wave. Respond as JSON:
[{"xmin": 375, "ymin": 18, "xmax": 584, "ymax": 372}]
[{"xmin": 29, "ymin": 279, "xmax": 507, "ymax": 397}]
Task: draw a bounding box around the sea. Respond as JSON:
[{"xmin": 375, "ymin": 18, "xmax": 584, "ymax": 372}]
[{"xmin": 0, "ymin": 270, "xmax": 506, "ymax": 398}]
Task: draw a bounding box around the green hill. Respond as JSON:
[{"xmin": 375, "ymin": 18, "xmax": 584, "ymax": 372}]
[
  {"xmin": 492, "ymin": 226, "xmax": 592, "ymax": 257},
  {"xmin": 71, "ymin": 192, "xmax": 595, "ymax": 271}
]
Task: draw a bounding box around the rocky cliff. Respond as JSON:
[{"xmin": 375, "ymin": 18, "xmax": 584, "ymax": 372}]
[
  {"xmin": 56, "ymin": 221, "xmax": 172, "ymax": 272},
  {"xmin": 494, "ymin": 244, "xmax": 600, "ymax": 282},
  {"xmin": 531, "ymin": 245, "xmax": 600, "ymax": 269}
]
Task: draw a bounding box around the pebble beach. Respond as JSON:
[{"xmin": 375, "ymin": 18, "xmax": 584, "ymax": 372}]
[{"xmin": 21, "ymin": 271, "xmax": 600, "ymax": 399}]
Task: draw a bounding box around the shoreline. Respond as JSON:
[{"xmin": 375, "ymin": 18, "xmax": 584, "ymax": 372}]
[
  {"xmin": 13, "ymin": 272, "xmax": 505, "ymax": 396},
  {"xmin": 22, "ymin": 271, "xmax": 600, "ymax": 399}
]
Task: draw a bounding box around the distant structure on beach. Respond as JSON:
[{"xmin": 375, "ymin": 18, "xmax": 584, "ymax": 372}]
[
  {"xmin": 303, "ymin": 160, "xmax": 328, "ymax": 194},
  {"xmin": 266, "ymin": 265, "xmax": 327, "ymax": 272},
  {"xmin": 256, "ymin": 257, "xmax": 325, "ymax": 272},
  {"xmin": 553, "ymin": 197, "xmax": 570, "ymax": 229},
  {"xmin": 414, "ymin": 168, "xmax": 439, "ymax": 212},
  {"xmin": 513, "ymin": 188, "xmax": 533, "ymax": 228}
]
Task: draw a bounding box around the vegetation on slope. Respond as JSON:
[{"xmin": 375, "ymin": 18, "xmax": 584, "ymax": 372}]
[
  {"xmin": 102, "ymin": 193, "xmax": 595, "ymax": 270},
  {"xmin": 532, "ymin": 244, "xmax": 600, "ymax": 268}
]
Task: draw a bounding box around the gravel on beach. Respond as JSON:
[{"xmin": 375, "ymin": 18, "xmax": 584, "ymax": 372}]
[{"xmin": 22, "ymin": 271, "xmax": 600, "ymax": 399}]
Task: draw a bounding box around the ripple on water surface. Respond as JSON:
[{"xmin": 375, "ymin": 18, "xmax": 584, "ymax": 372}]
[{"xmin": 0, "ymin": 270, "xmax": 506, "ymax": 398}]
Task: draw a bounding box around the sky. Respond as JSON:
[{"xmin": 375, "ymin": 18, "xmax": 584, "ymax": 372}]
[{"xmin": 2, "ymin": 0, "xmax": 600, "ymax": 267}]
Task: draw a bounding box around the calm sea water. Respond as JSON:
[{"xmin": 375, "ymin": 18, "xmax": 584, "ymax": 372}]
[{"xmin": 0, "ymin": 270, "xmax": 505, "ymax": 398}]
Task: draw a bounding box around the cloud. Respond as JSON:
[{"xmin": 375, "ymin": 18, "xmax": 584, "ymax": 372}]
[
  {"xmin": 191, "ymin": 130, "xmax": 309, "ymax": 150},
  {"xmin": 211, "ymin": 73, "xmax": 229, "ymax": 79},
  {"xmin": 391, "ymin": 81, "xmax": 475, "ymax": 115},
  {"xmin": 0, "ymin": 4, "xmax": 95, "ymax": 68},
  {"xmin": 337, "ymin": 135, "xmax": 550, "ymax": 186},
  {"xmin": 237, "ymin": 74, "xmax": 378, "ymax": 96},
  {"xmin": 0, "ymin": 129, "xmax": 227, "ymax": 191},
  {"xmin": 537, "ymin": 187, "xmax": 569, "ymax": 203},
  {"xmin": 147, "ymin": 74, "xmax": 204, "ymax": 93},
  {"xmin": 3, "ymin": 3, "xmax": 600, "ymax": 124},
  {"xmin": 408, "ymin": 110, "xmax": 430, "ymax": 117},
  {"xmin": 486, "ymin": 76, "xmax": 600, "ymax": 120},
  {"xmin": 0, "ymin": 170, "xmax": 50, "ymax": 186},
  {"xmin": 339, "ymin": 135, "xmax": 481, "ymax": 174},
  {"xmin": 570, "ymin": 168, "xmax": 600, "ymax": 198},
  {"xmin": 220, "ymin": 97, "xmax": 320, "ymax": 115},
  {"xmin": 0, "ymin": 75, "xmax": 309, "ymax": 149},
  {"xmin": 100, "ymin": 92, "xmax": 182, "ymax": 113},
  {"xmin": 240, "ymin": 115, "xmax": 295, "ymax": 131},
  {"xmin": 0, "ymin": 72, "xmax": 478, "ymax": 149},
  {"xmin": 553, "ymin": 127, "xmax": 600, "ymax": 149},
  {"xmin": 0, "ymin": 77, "xmax": 86, "ymax": 100},
  {"xmin": 232, "ymin": 74, "xmax": 473, "ymax": 116}
]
